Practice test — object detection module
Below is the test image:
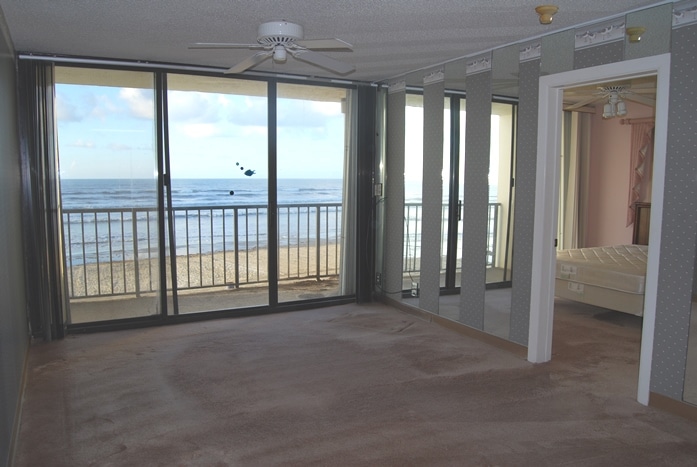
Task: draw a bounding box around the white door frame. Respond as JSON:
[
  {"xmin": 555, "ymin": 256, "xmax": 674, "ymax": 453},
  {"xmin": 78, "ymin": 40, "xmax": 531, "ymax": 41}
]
[{"xmin": 528, "ymin": 53, "xmax": 671, "ymax": 406}]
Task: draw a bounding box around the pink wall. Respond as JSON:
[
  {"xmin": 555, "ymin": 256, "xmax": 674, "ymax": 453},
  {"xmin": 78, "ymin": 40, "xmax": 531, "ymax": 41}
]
[{"xmin": 585, "ymin": 100, "xmax": 654, "ymax": 247}]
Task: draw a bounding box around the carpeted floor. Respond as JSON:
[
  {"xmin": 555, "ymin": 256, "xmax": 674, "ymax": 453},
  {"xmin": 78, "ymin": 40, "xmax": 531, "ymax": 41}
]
[{"xmin": 14, "ymin": 300, "xmax": 697, "ymax": 466}]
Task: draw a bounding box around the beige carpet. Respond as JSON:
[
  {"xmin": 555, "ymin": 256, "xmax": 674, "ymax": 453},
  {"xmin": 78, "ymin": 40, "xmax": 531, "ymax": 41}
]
[{"xmin": 14, "ymin": 300, "xmax": 697, "ymax": 466}]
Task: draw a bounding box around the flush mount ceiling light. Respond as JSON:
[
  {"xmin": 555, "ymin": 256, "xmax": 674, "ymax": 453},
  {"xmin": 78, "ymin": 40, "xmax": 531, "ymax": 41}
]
[
  {"xmin": 626, "ymin": 26, "xmax": 647, "ymax": 43},
  {"xmin": 535, "ymin": 5, "xmax": 558, "ymax": 25}
]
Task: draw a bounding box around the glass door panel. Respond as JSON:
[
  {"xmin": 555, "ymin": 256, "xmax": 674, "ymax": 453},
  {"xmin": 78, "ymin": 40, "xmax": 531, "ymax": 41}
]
[
  {"xmin": 276, "ymin": 83, "xmax": 353, "ymax": 303},
  {"xmin": 403, "ymin": 93, "xmax": 424, "ymax": 295},
  {"xmin": 483, "ymin": 102, "xmax": 516, "ymax": 338},
  {"xmin": 457, "ymin": 99, "xmax": 467, "ymax": 286},
  {"xmin": 166, "ymin": 74, "xmax": 268, "ymax": 313},
  {"xmin": 438, "ymin": 96, "xmax": 466, "ymax": 320},
  {"xmin": 56, "ymin": 67, "xmax": 160, "ymax": 323},
  {"xmin": 440, "ymin": 98, "xmax": 452, "ymax": 289},
  {"xmin": 487, "ymin": 102, "xmax": 516, "ymax": 285}
]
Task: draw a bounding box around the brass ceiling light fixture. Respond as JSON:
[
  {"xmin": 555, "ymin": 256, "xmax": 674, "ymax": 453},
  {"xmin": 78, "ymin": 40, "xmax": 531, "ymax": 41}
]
[
  {"xmin": 626, "ymin": 26, "xmax": 647, "ymax": 43},
  {"xmin": 535, "ymin": 5, "xmax": 559, "ymax": 25}
]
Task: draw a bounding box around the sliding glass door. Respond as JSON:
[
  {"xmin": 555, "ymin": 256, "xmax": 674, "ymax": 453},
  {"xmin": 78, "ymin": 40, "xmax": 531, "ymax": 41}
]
[
  {"xmin": 166, "ymin": 74, "xmax": 269, "ymax": 313},
  {"xmin": 55, "ymin": 67, "xmax": 160, "ymax": 323},
  {"xmin": 55, "ymin": 67, "xmax": 357, "ymax": 323},
  {"xmin": 276, "ymin": 83, "xmax": 354, "ymax": 302}
]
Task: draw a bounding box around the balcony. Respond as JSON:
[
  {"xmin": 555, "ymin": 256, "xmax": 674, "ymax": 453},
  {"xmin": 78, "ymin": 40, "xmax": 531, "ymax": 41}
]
[{"xmin": 62, "ymin": 202, "xmax": 501, "ymax": 323}]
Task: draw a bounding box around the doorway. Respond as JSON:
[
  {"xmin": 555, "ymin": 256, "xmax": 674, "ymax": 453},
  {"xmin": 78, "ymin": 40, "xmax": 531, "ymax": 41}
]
[{"xmin": 529, "ymin": 54, "xmax": 671, "ymax": 405}]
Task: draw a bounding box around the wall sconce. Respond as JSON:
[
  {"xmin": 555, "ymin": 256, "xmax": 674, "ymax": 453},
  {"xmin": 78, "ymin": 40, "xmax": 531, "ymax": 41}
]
[
  {"xmin": 626, "ymin": 26, "xmax": 646, "ymax": 43},
  {"xmin": 535, "ymin": 5, "xmax": 558, "ymax": 25}
]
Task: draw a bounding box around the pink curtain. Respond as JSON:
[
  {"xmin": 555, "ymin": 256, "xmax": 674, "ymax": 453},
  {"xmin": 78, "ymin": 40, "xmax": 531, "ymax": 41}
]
[{"xmin": 626, "ymin": 122, "xmax": 654, "ymax": 226}]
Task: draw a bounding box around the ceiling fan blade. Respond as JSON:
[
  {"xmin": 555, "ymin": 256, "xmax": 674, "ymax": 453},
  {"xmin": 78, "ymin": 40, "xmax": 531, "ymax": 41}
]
[
  {"xmin": 290, "ymin": 49, "xmax": 355, "ymax": 74},
  {"xmin": 623, "ymin": 94, "xmax": 656, "ymax": 107},
  {"xmin": 189, "ymin": 42, "xmax": 265, "ymax": 50},
  {"xmin": 562, "ymin": 106, "xmax": 596, "ymax": 114},
  {"xmin": 224, "ymin": 51, "xmax": 273, "ymax": 74},
  {"xmin": 626, "ymin": 88, "xmax": 657, "ymax": 94},
  {"xmin": 294, "ymin": 38, "xmax": 353, "ymax": 50},
  {"xmin": 628, "ymin": 81, "xmax": 657, "ymax": 89},
  {"xmin": 563, "ymin": 95, "xmax": 602, "ymax": 111}
]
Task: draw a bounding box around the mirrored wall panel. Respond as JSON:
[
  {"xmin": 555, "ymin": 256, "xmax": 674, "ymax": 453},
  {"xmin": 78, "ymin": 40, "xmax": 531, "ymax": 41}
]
[{"xmin": 484, "ymin": 45, "xmax": 519, "ymax": 338}]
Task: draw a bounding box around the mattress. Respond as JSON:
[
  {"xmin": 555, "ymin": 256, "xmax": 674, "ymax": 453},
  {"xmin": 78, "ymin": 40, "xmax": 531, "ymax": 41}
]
[
  {"xmin": 555, "ymin": 244, "xmax": 648, "ymax": 295},
  {"xmin": 555, "ymin": 279, "xmax": 645, "ymax": 316}
]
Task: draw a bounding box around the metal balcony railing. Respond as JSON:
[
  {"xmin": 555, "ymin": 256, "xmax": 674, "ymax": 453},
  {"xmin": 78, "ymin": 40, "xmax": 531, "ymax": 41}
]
[
  {"xmin": 402, "ymin": 202, "xmax": 501, "ymax": 274},
  {"xmin": 62, "ymin": 201, "xmax": 501, "ymax": 299},
  {"xmin": 63, "ymin": 203, "xmax": 342, "ymax": 299}
]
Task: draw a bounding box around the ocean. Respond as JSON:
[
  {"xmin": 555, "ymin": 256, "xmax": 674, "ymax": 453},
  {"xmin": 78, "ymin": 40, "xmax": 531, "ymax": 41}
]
[
  {"xmin": 61, "ymin": 178, "xmax": 345, "ymax": 265},
  {"xmin": 60, "ymin": 178, "xmax": 344, "ymax": 210},
  {"xmin": 60, "ymin": 178, "xmax": 493, "ymax": 266}
]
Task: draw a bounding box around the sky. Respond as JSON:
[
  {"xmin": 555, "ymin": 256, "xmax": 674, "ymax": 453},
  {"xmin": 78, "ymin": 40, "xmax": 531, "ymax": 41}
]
[
  {"xmin": 55, "ymin": 83, "xmax": 348, "ymax": 179},
  {"xmin": 56, "ymin": 82, "xmax": 506, "ymax": 187}
]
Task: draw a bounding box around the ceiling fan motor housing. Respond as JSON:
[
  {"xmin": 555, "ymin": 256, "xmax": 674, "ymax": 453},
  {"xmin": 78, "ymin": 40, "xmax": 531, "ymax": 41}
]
[{"xmin": 257, "ymin": 21, "xmax": 304, "ymax": 45}]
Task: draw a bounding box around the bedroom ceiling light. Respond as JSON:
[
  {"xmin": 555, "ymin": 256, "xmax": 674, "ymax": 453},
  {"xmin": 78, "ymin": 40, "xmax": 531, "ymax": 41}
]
[
  {"xmin": 602, "ymin": 90, "xmax": 628, "ymax": 119},
  {"xmin": 535, "ymin": 5, "xmax": 558, "ymax": 25}
]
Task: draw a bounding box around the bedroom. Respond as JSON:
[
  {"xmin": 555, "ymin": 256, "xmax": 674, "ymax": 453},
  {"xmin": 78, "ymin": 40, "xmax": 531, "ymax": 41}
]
[
  {"xmin": 556, "ymin": 76, "xmax": 658, "ymax": 317},
  {"xmin": 553, "ymin": 83, "xmax": 697, "ymax": 402}
]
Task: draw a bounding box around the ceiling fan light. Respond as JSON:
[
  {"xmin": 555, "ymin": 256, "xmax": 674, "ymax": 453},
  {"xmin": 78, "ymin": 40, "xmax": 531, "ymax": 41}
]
[
  {"xmin": 616, "ymin": 100, "xmax": 627, "ymax": 116},
  {"xmin": 273, "ymin": 45, "xmax": 287, "ymax": 62},
  {"xmin": 603, "ymin": 102, "xmax": 615, "ymax": 119}
]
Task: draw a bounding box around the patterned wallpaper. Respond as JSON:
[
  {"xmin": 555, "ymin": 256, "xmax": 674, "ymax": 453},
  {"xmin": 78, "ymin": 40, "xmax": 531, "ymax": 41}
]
[
  {"xmin": 574, "ymin": 41, "xmax": 624, "ymax": 69},
  {"xmin": 509, "ymin": 59, "xmax": 541, "ymax": 345},
  {"xmin": 419, "ymin": 80, "xmax": 445, "ymax": 313},
  {"xmin": 458, "ymin": 70, "xmax": 491, "ymax": 329},
  {"xmin": 540, "ymin": 30, "xmax": 575, "ymax": 75},
  {"xmin": 625, "ymin": 4, "xmax": 673, "ymax": 61},
  {"xmin": 384, "ymin": 90, "xmax": 406, "ymax": 300},
  {"xmin": 651, "ymin": 23, "xmax": 697, "ymax": 399}
]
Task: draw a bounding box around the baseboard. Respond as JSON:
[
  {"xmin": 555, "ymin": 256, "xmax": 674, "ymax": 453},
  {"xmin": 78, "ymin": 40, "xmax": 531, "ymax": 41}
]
[
  {"xmin": 649, "ymin": 391, "xmax": 697, "ymax": 422},
  {"xmin": 7, "ymin": 340, "xmax": 30, "ymax": 467},
  {"xmin": 379, "ymin": 295, "xmax": 527, "ymax": 359}
]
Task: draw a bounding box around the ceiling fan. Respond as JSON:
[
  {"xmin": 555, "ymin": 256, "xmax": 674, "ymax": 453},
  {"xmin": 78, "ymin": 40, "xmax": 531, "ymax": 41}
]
[
  {"xmin": 189, "ymin": 20, "xmax": 355, "ymax": 75},
  {"xmin": 564, "ymin": 81, "xmax": 656, "ymax": 113}
]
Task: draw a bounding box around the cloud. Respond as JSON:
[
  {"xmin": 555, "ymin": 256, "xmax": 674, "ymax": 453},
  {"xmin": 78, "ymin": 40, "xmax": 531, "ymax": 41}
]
[
  {"xmin": 310, "ymin": 100, "xmax": 344, "ymax": 116},
  {"xmin": 277, "ymin": 98, "xmax": 343, "ymax": 128},
  {"xmin": 168, "ymin": 91, "xmax": 221, "ymax": 123},
  {"xmin": 55, "ymin": 94, "xmax": 84, "ymax": 122},
  {"xmin": 107, "ymin": 142, "xmax": 135, "ymax": 151},
  {"xmin": 68, "ymin": 139, "xmax": 95, "ymax": 148},
  {"xmin": 87, "ymin": 93, "xmax": 119, "ymax": 119},
  {"xmin": 178, "ymin": 123, "xmax": 223, "ymax": 139},
  {"xmin": 165, "ymin": 90, "xmax": 344, "ymax": 132},
  {"xmin": 225, "ymin": 96, "xmax": 268, "ymax": 126},
  {"xmin": 120, "ymin": 88, "xmax": 154, "ymax": 119}
]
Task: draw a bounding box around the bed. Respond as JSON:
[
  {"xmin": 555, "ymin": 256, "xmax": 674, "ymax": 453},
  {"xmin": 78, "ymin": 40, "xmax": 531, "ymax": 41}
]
[{"xmin": 555, "ymin": 244, "xmax": 648, "ymax": 316}]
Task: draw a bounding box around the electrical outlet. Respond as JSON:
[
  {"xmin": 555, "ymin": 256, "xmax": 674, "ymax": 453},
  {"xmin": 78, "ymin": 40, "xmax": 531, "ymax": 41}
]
[
  {"xmin": 411, "ymin": 282, "xmax": 419, "ymax": 297},
  {"xmin": 376, "ymin": 272, "xmax": 382, "ymax": 286}
]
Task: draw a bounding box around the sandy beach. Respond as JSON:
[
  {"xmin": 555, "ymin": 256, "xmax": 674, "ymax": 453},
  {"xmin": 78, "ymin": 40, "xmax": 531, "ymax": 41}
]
[{"xmin": 66, "ymin": 242, "xmax": 342, "ymax": 299}]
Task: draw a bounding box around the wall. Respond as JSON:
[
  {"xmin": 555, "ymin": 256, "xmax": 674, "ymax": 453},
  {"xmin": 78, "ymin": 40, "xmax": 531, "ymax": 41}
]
[
  {"xmin": 384, "ymin": 2, "xmax": 697, "ymax": 406},
  {"xmin": 0, "ymin": 8, "xmax": 28, "ymax": 466},
  {"xmin": 586, "ymin": 100, "xmax": 655, "ymax": 246},
  {"xmin": 651, "ymin": 18, "xmax": 697, "ymax": 401}
]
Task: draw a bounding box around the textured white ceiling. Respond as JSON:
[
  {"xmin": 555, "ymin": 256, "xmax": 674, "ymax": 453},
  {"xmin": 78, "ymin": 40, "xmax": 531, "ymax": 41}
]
[{"xmin": 0, "ymin": 0, "xmax": 671, "ymax": 83}]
